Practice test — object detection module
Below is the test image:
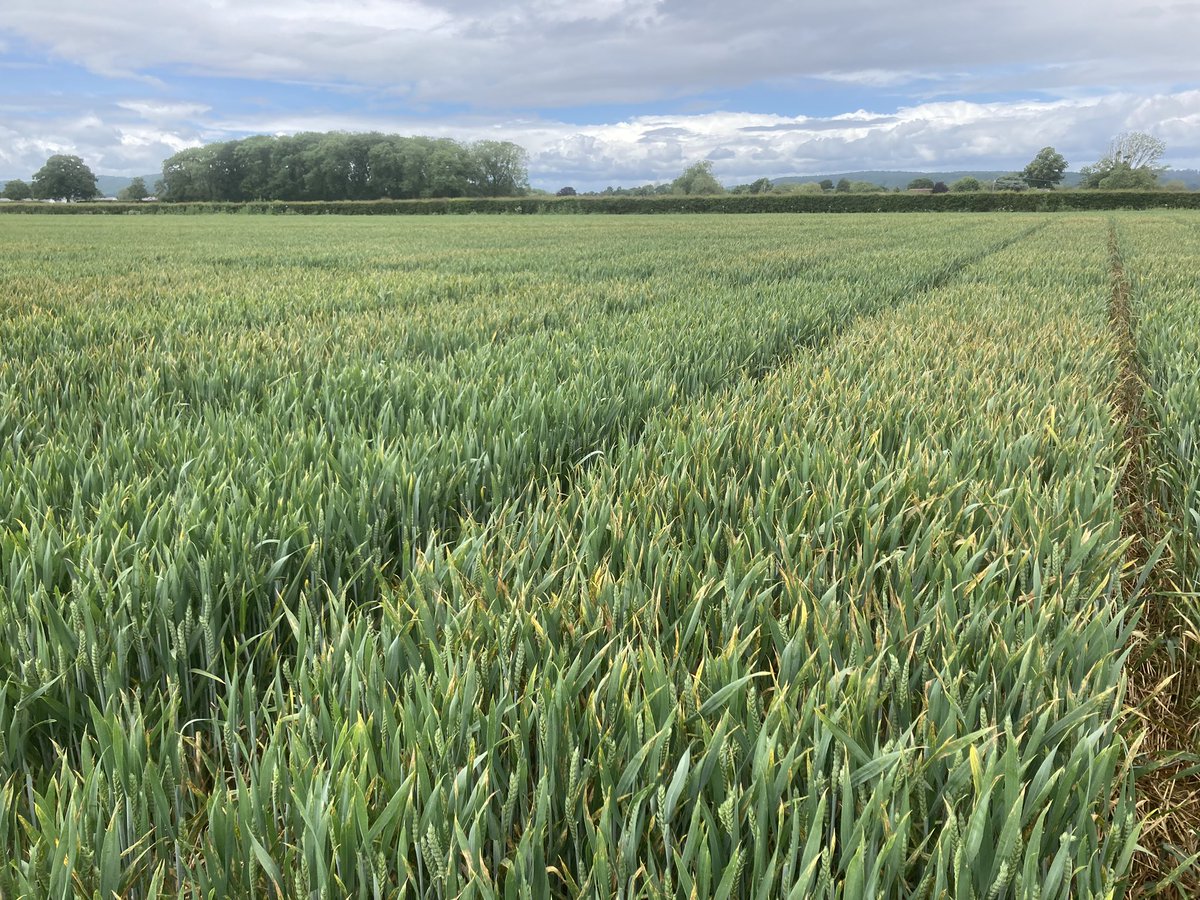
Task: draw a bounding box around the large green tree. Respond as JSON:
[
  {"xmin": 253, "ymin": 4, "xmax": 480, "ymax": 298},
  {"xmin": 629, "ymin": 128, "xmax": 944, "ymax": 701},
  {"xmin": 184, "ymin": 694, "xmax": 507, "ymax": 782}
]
[
  {"xmin": 158, "ymin": 147, "xmax": 214, "ymax": 201},
  {"xmin": 1080, "ymin": 132, "xmax": 1166, "ymax": 189},
  {"xmin": 32, "ymin": 155, "xmax": 99, "ymax": 201},
  {"xmin": 470, "ymin": 141, "xmax": 530, "ymax": 197},
  {"xmin": 425, "ymin": 138, "xmax": 475, "ymax": 198},
  {"xmin": 671, "ymin": 161, "xmax": 724, "ymax": 195},
  {"xmin": 1021, "ymin": 146, "xmax": 1068, "ymax": 188},
  {"xmin": 233, "ymin": 135, "xmax": 280, "ymax": 200},
  {"xmin": 1108, "ymin": 131, "xmax": 1166, "ymax": 169},
  {"xmin": 117, "ymin": 177, "xmax": 150, "ymax": 201},
  {"xmin": 2, "ymin": 179, "xmax": 32, "ymax": 200},
  {"xmin": 158, "ymin": 132, "xmax": 531, "ymax": 202}
]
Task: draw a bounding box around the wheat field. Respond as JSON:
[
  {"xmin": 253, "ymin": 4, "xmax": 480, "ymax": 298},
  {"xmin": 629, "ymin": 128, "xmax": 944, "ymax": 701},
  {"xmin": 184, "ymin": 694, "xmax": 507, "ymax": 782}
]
[{"xmin": 0, "ymin": 212, "xmax": 1196, "ymax": 898}]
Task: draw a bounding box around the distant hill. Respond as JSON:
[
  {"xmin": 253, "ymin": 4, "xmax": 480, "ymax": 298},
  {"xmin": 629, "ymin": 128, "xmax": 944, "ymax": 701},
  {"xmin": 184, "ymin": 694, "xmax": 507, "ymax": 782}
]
[
  {"xmin": 94, "ymin": 174, "xmax": 161, "ymax": 198},
  {"xmin": 775, "ymin": 168, "xmax": 1200, "ymax": 190},
  {"xmin": 773, "ymin": 170, "xmax": 1086, "ymax": 189},
  {"xmin": 1161, "ymin": 168, "xmax": 1200, "ymax": 189}
]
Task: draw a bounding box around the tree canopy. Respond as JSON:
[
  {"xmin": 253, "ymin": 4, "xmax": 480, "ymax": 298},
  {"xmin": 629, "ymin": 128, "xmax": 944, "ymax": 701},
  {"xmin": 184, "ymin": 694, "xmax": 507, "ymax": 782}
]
[
  {"xmin": 597, "ymin": 183, "xmax": 674, "ymax": 197},
  {"xmin": 32, "ymin": 155, "xmax": 99, "ymax": 201},
  {"xmin": 907, "ymin": 178, "xmax": 935, "ymax": 190},
  {"xmin": 157, "ymin": 133, "xmax": 530, "ymax": 202},
  {"xmin": 2, "ymin": 179, "xmax": 32, "ymax": 201},
  {"xmin": 1080, "ymin": 132, "xmax": 1166, "ymax": 189},
  {"xmin": 118, "ymin": 177, "xmax": 150, "ymax": 202},
  {"xmin": 469, "ymin": 141, "xmax": 530, "ymax": 197},
  {"xmin": 671, "ymin": 161, "xmax": 724, "ymax": 195},
  {"xmin": 950, "ymin": 177, "xmax": 981, "ymax": 192},
  {"xmin": 1021, "ymin": 147, "xmax": 1068, "ymax": 188},
  {"xmin": 1108, "ymin": 131, "xmax": 1166, "ymax": 169}
]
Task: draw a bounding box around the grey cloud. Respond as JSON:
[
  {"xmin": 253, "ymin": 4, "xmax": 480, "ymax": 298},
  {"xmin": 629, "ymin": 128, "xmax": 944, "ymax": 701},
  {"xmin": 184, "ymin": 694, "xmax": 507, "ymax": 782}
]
[{"xmin": 2, "ymin": 0, "xmax": 1198, "ymax": 112}]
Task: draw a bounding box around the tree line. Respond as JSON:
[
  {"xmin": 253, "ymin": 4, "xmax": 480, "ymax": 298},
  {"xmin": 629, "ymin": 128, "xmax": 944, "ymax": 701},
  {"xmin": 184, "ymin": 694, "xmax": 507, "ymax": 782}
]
[
  {"xmin": 561, "ymin": 133, "xmax": 1175, "ymax": 198},
  {"xmin": 155, "ymin": 133, "xmax": 529, "ymax": 202},
  {"xmin": 1, "ymin": 130, "xmax": 1180, "ymax": 203}
]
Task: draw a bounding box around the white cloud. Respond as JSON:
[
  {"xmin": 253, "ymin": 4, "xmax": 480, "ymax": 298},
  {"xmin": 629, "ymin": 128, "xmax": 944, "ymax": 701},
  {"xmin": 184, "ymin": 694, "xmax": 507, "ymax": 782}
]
[
  {"xmin": 117, "ymin": 100, "xmax": 213, "ymax": 120},
  {"xmin": 0, "ymin": 109, "xmax": 203, "ymax": 179},
  {"xmin": 4, "ymin": 90, "xmax": 1198, "ymax": 189}
]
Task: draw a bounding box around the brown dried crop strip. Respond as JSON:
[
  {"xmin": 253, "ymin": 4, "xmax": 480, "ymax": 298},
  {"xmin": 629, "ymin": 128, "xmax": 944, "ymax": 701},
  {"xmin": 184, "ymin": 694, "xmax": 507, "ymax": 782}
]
[{"xmin": 1112, "ymin": 219, "xmax": 1200, "ymax": 898}]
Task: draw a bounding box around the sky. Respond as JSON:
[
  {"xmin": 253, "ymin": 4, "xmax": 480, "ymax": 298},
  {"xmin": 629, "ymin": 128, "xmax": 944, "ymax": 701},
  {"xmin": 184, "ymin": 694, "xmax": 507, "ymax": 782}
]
[{"xmin": 2, "ymin": 0, "xmax": 1199, "ymax": 190}]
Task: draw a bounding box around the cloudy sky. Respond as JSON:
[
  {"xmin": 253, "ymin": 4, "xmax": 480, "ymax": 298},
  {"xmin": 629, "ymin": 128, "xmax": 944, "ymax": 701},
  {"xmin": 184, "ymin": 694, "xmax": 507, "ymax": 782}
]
[{"xmin": 2, "ymin": 0, "xmax": 1198, "ymax": 189}]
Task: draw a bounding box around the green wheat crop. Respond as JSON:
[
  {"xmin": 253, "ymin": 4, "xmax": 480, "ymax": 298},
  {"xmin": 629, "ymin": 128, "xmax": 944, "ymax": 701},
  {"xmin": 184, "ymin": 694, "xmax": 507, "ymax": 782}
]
[{"xmin": 0, "ymin": 212, "xmax": 1172, "ymax": 897}]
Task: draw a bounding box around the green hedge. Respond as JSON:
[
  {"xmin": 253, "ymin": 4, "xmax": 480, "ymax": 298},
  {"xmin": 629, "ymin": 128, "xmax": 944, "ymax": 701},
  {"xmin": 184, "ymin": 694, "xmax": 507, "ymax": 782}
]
[{"xmin": 3, "ymin": 191, "xmax": 1200, "ymax": 215}]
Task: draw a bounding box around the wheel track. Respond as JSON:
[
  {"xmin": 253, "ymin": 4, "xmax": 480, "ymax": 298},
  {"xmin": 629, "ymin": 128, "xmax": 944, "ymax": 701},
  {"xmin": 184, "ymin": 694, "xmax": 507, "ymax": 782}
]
[{"xmin": 1110, "ymin": 218, "xmax": 1200, "ymax": 898}]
